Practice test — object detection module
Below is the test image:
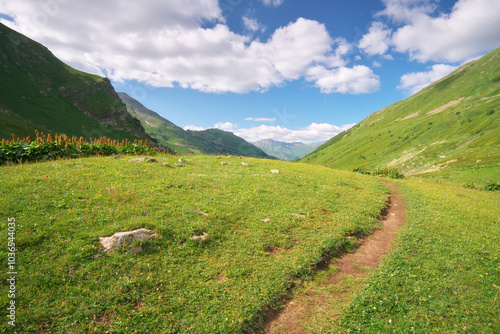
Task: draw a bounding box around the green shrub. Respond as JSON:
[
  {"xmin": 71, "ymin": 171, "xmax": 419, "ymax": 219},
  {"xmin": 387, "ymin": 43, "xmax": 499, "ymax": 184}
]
[
  {"xmin": 353, "ymin": 166, "xmax": 405, "ymax": 179},
  {"xmin": 0, "ymin": 132, "xmax": 166, "ymax": 165}
]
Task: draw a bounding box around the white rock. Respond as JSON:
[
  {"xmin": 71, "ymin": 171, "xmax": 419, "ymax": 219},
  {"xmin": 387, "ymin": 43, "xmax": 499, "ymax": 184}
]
[
  {"xmin": 191, "ymin": 232, "xmax": 210, "ymax": 242},
  {"xmin": 271, "ymin": 169, "xmax": 280, "ymax": 174},
  {"xmin": 129, "ymin": 157, "xmax": 146, "ymax": 162},
  {"xmin": 99, "ymin": 228, "xmax": 158, "ymax": 253}
]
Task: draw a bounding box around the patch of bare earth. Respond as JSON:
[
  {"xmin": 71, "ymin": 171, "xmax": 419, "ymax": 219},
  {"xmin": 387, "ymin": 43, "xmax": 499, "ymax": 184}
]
[
  {"xmin": 427, "ymin": 97, "xmax": 464, "ymax": 115},
  {"xmin": 262, "ymin": 182, "xmax": 407, "ymax": 334}
]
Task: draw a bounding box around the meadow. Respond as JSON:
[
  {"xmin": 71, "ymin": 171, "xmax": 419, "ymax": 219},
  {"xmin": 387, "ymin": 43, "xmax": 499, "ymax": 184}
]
[
  {"xmin": 0, "ymin": 155, "xmax": 388, "ymax": 333},
  {"xmin": 336, "ymin": 178, "xmax": 499, "ymax": 333}
]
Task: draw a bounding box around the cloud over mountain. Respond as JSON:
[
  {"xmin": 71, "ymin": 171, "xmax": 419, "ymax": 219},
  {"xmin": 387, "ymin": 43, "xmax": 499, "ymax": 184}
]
[{"xmin": 0, "ymin": 0, "xmax": 379, "ymax": 94}]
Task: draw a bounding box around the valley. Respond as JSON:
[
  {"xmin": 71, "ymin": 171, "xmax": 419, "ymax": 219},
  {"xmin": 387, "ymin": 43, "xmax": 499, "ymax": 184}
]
[{"xmin": 0, "ymin": 18, "xmax": 499, "ymax": 334}]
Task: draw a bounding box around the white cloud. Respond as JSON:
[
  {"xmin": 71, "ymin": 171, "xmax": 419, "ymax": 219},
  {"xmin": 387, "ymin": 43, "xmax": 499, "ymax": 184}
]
[
  {"xmin": 214, "ymin": 122, "xmax": 238, "ymax": 131},
  {"xmin": 0, "ymin": 0, "xmax": 379, "ymax": 95},
  {"xmin": 261, "ymin": 0, "xmax": 284, "ymax": 7},
  {"xmin": 0, "ymin": 2, "xmax": 372, "ymax": 95},
  {"xmin": 358, "ymin": 22, "xmax": 392, "ymax": 56},
  {"xmin": 245, "ymin": 118, "xmax": 276, "ymax": 122},
  {"xmin": 377, "ymin": 0, "xmax": 437, "ymax": 23},
  {"xmin": 184, "ymin": 125, "xmax": 206, "ymax": 131},
  {"xmin": 382, "ymin": 0, "xmax": 500, "ymax": 62},
  {"xmin": 235, "ymin": 123, "xmax": 356, "ymax": 143},
  {"xmin": 398, "ymin": 64, "xmax": 457, "ymax": 94},
  {"xmin": 184, "ymin": 122, "xmax": 355, "ymax": 143},
  {"xmin": 306, "ymin": 65, "xmax": 380, "ymax": 94},
  {"xmin": 243, "ymin": 16, "xmax": 265, "ymax": 32},
  {"xmin": 250, "ymin": 18, "xmax": 333, "ymax": 80}
]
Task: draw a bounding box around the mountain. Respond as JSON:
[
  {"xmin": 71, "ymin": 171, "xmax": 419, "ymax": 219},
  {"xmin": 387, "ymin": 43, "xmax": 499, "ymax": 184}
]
[
  {"xmin": 300, "ymin": 47, "xmax": 500, "ymax": 176},
  {"xmin": 119, "ymin": 92, "xmax": 272, "ymax": 158},
  {"xmin": 186, "ymin": 128, "xmax": 271, "ymax": 158},
  {"xmin": 118, "ymin": 92, "xmax": 212, "ymax": 155},
  {"xmin": 253, "ymin": 139, "xmax": 324, "ymax": 161},
  {"xmin": 0, "ymin": 23, "xmax": 151, "ymax": 141}
]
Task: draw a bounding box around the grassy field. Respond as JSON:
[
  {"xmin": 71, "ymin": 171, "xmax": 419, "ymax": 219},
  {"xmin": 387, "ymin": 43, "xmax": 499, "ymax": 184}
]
[
  {"xmin": 0, "ymin": 155, "xmax": 388, "ymax": 333},
  {"xmin": 336, "ymin": 179, "xmax": 500, "ymax": 333}
]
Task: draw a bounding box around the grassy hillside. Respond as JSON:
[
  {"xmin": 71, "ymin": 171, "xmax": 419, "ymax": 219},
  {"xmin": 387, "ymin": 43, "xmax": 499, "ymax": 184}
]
[
  {"xmin": 118, "ymin": 93, "xmax": 209, "ymax": 155},
  {"xmin": 0, "ymin": 155, "xmax": 387, "ymax": 333},
  {"xmin": 300, "ymin": 47, "xmax": 500, "ymax": 178},
  {"xmin": 336, "ymin": 179, "xmax": 499, "ymax": 333},
  {"xmin": 254, "ymin": 139, "xmax": 323, "ymax": 161},
  {"xmin": 0, "ymin": 23, "xmax": 150, "ymax": 141},
  {"xmin": 119, "ymin": 93, "xmax": 271, "ymax": 158}
]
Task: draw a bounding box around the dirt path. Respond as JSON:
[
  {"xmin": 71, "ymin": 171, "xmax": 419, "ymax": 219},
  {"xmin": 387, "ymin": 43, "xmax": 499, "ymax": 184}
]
[{"xmin": 263, "ymin": 181, "xmax": 407, "ymax": 334}]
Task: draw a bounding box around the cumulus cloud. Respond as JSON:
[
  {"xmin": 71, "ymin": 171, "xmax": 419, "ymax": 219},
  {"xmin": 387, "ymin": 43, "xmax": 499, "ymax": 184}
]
[
  {"xmin": 380, "ymin": 0, "xmax": 500, "ymax": 62},
  {"xmin": 358, "ymin": 22, "xmax": 392, "ymax": 56},
  {"xmin": 251, "ymin": 17, "xmax": 334, "ymax": 80},
  {"xmin": 184, "ymin": 125, "xmax": 206, "ymax": 131},
  {"xmin": 377, "ymin": 0, "xmax": 437, "ymax": 23},
  {"xmin": 306, "ymin": 65, "xmax": 380, "ymax": 94},
  {"xmin": 214, "ymin": 122, "xmax": 238, "ymax": 131},
  {"xmin": 398, "ymin": 64, "xmax": 457, "ymax": 94},
  {"xmin": 183, "ymin": 122, "xmax": 355, "ymax": 143},
  {"xmin": 0, "ymin": 0, "xmax": 379, "ymax": 95},
  {"xmin": 235, "ymin": 123, "xmax": 356, "ymax": 143}
]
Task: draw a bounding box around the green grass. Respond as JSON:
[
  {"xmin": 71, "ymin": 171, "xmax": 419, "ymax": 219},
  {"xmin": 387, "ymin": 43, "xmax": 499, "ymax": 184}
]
[
  {"xmin": 0, "ymin": 155, "xmax": 387, "ymax": 333},
  {"xmin": 415, "ymin": 163, "xmax": 500, "ymax": 188},
  {"xmin": 336, "ymin": 179, "xmax": 500, "ymax": 333}
]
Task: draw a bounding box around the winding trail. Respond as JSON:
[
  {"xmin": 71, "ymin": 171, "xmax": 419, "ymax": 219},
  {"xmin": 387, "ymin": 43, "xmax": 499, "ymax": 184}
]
[{"xmin": 263, "ymin": 181, "xmax": 407, "ymax": 334}]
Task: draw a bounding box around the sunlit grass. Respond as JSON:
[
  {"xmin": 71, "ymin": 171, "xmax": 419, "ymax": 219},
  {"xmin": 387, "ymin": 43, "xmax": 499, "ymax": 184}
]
[
  {"xmin": 337, "ymin": 179, "xmax": 500, "ymax": 333},
  {"xmin": 0, "ymin": 155, "xmax": 387, "ymax": 333}
]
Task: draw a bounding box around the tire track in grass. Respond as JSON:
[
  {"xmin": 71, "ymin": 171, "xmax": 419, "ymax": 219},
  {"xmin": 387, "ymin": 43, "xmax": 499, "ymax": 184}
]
[{"xmin": 262, "ymin": 181, "xmax": 407, "ymax": 334}]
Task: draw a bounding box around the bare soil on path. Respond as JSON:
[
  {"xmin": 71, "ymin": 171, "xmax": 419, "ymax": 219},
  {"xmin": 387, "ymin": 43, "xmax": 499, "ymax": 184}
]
[{"xmin": 262, "ymin": 181, "xmax": 407, "ymax": 334}]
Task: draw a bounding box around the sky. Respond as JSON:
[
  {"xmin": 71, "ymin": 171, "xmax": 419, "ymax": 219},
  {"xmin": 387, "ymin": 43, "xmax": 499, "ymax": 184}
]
[{"xmin": 1, "ymin": 0, "xmax": 499, "ymax": 143}]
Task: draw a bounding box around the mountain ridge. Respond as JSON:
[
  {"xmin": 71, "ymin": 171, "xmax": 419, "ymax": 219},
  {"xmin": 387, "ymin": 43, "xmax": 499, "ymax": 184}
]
[{"xmin": 0, "ymin": 22, "xmax": 151, "ymax": 142}]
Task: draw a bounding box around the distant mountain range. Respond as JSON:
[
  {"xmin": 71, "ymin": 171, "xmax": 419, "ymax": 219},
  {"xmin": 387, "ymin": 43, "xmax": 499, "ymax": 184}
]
[
  {"xmin": 253, "ymin": 139, "xmax": 325, "ymax": 161},
  {"xmin": 300, "ymin": 47, "xmax": 500, "ymax": 176},
  {"xmin": 0, "ymin": 23, "xmax": 151, "ymax": 142}
]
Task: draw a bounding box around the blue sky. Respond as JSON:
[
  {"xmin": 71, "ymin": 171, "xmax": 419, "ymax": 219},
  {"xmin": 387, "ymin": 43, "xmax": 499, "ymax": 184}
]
[{"xmin": 2, "ymin": 0, "xmax": 499, "ymax": 143}]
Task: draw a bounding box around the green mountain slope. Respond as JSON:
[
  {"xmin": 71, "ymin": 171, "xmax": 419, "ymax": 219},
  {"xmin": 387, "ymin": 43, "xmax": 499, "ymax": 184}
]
[
  {"xmin": 119, "ymin": 92, "xmax": 271, "ymax": 158},
  {"xmin": 301, "ymin": 47, "xmax": 500, "ymax": 176},
  {"xmin": 118, "ymin": 92, "xmax": 211, "ymax": 154},
  {"xmin": 0, "ymin": 23, "xmax": 150, "ymax": 141},
  {"xmin": 186, "ymin": 128, "xmax": 272, "ymax": 158},
  {"xmin": 254, "ymin": 139, "xmax": 324, "ymax": 161}
]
